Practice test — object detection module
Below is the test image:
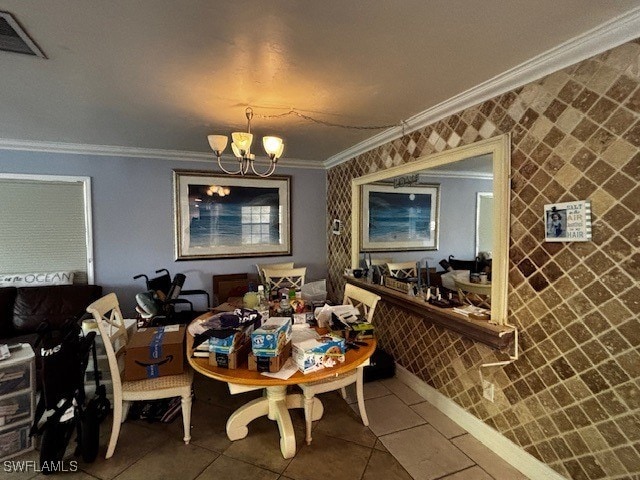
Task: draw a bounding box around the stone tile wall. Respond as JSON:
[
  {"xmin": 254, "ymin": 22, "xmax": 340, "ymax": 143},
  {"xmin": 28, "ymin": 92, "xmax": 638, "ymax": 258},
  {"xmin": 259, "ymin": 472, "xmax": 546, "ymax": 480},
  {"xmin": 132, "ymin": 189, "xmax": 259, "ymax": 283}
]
[{"xmin": 326, "ymin": 40, "xmax": 639, "ymax": 479}]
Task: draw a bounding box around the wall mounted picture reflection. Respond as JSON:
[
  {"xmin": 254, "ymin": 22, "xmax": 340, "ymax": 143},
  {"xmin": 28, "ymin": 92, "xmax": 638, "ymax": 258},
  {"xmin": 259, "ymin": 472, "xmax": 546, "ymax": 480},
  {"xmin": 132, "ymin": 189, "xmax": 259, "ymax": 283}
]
[
  {"xmin": 361, "ymin": 184, "xmax": 439, "ymax": 252},
  {"xmin": 173, "ymin": 171, "xmax": 291, "ymax": 259}
]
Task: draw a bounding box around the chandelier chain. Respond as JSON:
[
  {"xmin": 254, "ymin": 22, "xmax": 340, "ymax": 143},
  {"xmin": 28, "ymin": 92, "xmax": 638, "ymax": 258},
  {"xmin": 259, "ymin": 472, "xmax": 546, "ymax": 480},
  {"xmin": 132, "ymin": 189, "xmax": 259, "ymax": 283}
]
[{"xmin": 255, "ymin": 109, "xmax": 400, "ymax": 131}]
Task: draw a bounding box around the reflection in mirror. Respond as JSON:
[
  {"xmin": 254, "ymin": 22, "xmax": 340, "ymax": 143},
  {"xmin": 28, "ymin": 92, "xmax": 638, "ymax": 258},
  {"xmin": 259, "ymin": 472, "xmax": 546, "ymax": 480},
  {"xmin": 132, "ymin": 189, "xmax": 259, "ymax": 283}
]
[
  {"xmin": 476, "ymin": 192, "xmax": 494, "ymax": 256},
  {"xmin": 351, "ymin": 135, "xmax": 510, "ymax": 325}
]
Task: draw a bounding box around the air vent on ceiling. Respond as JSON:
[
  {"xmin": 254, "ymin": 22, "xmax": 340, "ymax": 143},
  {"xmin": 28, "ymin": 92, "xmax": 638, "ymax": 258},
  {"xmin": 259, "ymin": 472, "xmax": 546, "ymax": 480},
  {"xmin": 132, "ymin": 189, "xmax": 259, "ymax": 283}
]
[{"xmin": 0, "ymin": 11, "xmax": 46, "ymax": 58}]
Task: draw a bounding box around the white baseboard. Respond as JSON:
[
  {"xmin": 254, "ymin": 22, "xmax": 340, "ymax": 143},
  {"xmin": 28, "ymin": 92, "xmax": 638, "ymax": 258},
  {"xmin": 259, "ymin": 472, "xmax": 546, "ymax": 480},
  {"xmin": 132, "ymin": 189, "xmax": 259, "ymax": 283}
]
[{"xmin": 395, "ymin": 365, "xmax": 566, "ymax": 480}]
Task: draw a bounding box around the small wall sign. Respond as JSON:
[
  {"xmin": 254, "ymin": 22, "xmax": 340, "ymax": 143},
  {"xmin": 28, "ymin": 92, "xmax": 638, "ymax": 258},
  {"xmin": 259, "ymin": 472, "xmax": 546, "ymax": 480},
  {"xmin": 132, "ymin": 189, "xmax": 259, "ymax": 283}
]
[{"xmin": 544, "ymin": 200, "xmax": 592, "ymax": 242}]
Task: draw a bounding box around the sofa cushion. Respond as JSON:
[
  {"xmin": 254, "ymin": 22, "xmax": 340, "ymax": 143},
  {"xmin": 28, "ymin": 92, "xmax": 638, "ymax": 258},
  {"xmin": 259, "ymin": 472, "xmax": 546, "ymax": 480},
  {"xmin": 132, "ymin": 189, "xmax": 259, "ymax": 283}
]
[
  {"xmin": 0, "ymin": 287, "xmax": 17, "ymax": 337},
  {"xmin": 12, "ymin": 285, "xmax": 103, "ymax": 333}
]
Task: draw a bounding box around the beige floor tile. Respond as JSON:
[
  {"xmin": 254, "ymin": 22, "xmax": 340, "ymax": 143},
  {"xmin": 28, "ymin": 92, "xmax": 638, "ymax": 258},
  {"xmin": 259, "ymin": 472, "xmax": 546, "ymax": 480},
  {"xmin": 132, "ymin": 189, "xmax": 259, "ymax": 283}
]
[
  {"xmin": 283, "ymin": 432, "xmax": 371, "ymax": 480},
  {"xmin": 5, "ymin": 448, "xmax": 41, "ymax": 480},
  {"xmin": 113, "ymin": 438, "xmax": 216, "ymax": 480},
  {"xmin": 195, "ymin": 454, "xmax": 279, "ymax": 480},
  {"xmin": 362, "ymin": 449, "xmax": 414, "ymax": 480},
  {"xmin": 380, "ymin": 377, "xmax": 425, "ymax": 405},
  {"xmin": 222, "ymin": 416, "xmax": 297, "ymax": 473},
  {"xmin": 440, "ymin": 465, "xmax": 494, "ymax": 479},
  {"xmin": 165, "ymin": 399, "xmax": 233, "ymax": 453},
  {"xmin": 344, "ymin": 381, "xmax": 392, "ymax": 404},
  {"xmin": 312, "ymin": 392, "xmax": 377, "ymax": 448},
  {"xmin": 373, "ymin": 439, "xmax": 388, "ymax": 452},
  {"xmin": 79, "ymin": 422, "xmax": 169, "ymax": 479},
  {"xmin": 451, "ymin": 434, "xmax": 530, "ymax": 480},
  {"xmin": 411, "ymin": 401, "xmax": 467, "ymax": 439},
  {"xmin": 32, "ymin": 470, "xmax": 102, "ymax": 480},
  {"xmin": 380, "ymin": 424, "xmax": 475, "ymax": 480},
  {"xmin": 359, "ymin": 394, "xmax": 426, "ymax": 436}
]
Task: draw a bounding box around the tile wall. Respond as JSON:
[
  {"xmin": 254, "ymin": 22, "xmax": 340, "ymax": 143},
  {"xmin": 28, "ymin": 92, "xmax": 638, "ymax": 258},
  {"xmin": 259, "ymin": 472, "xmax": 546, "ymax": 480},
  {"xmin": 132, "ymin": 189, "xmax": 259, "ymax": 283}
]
[{"xmin": 326, "ymin": 39, "xmax": 639, "ymax": 479}]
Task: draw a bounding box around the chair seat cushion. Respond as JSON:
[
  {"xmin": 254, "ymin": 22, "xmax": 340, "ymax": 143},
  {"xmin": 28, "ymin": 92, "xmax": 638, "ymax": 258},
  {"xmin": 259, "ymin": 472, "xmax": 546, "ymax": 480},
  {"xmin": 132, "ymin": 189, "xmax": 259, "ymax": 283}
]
[{"xmin": 122, "ymin": 369, "xmax": 193, "ymax": 398}]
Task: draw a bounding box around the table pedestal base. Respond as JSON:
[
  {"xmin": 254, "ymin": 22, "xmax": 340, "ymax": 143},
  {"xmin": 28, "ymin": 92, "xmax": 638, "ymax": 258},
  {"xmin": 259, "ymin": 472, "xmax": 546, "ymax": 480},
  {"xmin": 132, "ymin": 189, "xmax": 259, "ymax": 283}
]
[{"xmin": 226, "ymin": 386, "xmax": 323, "ymax": 458}]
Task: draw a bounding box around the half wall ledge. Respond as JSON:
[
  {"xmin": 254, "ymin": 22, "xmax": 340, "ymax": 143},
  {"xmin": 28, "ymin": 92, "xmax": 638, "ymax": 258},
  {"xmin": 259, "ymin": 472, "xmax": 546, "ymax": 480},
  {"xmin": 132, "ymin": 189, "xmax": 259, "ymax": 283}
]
[{"xmin": 345, "ymin": 276, "xmax": 515, "ymax": 351}]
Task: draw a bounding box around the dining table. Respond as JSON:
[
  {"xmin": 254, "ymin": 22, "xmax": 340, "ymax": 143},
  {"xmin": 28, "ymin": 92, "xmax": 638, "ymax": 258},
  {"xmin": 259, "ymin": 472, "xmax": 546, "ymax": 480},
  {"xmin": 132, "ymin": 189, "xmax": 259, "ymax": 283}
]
[{"xmin": 186, "ymin": 315, "xmax": 377, "ymax": 458}]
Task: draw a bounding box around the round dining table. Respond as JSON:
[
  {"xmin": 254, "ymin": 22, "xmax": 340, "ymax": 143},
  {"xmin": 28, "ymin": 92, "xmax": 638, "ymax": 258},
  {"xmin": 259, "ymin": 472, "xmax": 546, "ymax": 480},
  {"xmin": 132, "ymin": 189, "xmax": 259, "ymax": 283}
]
[{"xmin": 186, "ymin": 318, "xmax": 376, "ymax": 459}]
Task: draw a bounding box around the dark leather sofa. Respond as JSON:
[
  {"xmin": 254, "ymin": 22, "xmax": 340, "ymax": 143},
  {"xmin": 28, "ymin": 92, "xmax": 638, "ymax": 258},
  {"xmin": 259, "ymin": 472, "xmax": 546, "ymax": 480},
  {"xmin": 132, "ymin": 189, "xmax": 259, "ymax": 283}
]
[{"xmin": 0, "ymin": 284, "xmax": 103, "ymax": 347}]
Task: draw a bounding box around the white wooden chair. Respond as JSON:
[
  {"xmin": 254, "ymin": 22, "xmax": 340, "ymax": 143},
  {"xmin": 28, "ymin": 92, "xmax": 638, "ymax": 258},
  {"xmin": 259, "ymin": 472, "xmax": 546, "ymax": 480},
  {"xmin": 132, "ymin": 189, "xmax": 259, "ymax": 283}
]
[
  {"xmin": 299, "ymin": 284, "xmax": 381, "ymax": 445},
  {"xmin": 256, "ymin": 262, "xmax": 295, "ymax": 288},
  {"xmin": 86, "ymin": 293, "xmax": 193, "ymax": 459},
  {"xmin": 387, "ymin": 261, "xmax": 417, "ymax": 279},
  {"xmin": 262, "ymin": 267, "xmax": 306, "ymax": 294}
]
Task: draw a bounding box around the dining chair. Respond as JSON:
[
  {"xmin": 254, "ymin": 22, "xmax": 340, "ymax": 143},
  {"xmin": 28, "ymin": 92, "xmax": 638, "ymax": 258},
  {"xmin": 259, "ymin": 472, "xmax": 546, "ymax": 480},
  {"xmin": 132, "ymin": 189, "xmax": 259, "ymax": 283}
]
[
  {"xmin": 299, "ymin": 283, "xmax": 381, "ymax": 445},
  {"xmin": 262, "ymin": 267, "xmax": 306, "ymax": 294},
  {"xmin": 386, "ymin": 261, "xmax": 418, "ymax": 279},
  {"xmin": 86, "ymin": 293, "xmax": 193, "ymax": 459},
  {"xmin": 255, "ymin": 262, "xmax": 295, "ymax": 288}
]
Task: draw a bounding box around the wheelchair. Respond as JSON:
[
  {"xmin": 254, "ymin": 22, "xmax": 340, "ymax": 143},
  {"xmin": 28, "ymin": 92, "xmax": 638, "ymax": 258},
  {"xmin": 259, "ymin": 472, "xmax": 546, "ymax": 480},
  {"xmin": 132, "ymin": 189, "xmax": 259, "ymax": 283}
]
[{"xmin": 133, "ymin": 269, "xmax": 210, "ymax": 325}]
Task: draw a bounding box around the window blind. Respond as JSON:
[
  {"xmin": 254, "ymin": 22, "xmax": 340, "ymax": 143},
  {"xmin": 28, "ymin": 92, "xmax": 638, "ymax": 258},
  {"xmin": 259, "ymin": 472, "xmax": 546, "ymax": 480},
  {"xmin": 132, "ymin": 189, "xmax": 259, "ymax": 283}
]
[{"xmin": 0, "ymin": 177, "xmax": 91, "ymax": 283}]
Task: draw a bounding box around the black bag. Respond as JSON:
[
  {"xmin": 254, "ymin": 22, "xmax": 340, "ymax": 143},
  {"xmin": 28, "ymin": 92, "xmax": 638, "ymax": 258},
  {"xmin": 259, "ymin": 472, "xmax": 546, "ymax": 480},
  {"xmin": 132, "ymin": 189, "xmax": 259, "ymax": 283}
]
[{"xmin": 363, "ymin": 347, "xmax": 395, "ymax": 382}]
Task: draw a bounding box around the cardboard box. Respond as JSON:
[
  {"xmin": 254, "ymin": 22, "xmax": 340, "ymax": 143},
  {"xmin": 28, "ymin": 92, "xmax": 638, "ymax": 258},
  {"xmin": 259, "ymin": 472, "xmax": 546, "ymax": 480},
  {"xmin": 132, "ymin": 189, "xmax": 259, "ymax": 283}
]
[
  {"xmin": 208, "ymin": 322, "xmax": 255, "ymax": 355},
  {"xmin": 251, "ymin": 317, "xmax": 292, "ymax": 357},
  {"xmin": 125, "ymin": 325, "xmax": 185, "ymax": 381},
  {"xmin": 209, "ymin": 340, "xmax": 251, "ymax": 369},
  {"xmin": 292, "ymin": 334, "xmax": 345, "ymax": 374},
  {"xmin": 248, "ymin": 341, "xmax": 292, "ymax": 372}
]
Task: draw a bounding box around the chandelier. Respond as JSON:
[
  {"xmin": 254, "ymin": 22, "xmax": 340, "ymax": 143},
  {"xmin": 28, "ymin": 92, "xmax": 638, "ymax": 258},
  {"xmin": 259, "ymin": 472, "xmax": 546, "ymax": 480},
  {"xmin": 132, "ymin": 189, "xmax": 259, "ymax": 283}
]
[{"xmin": 207, "ymin": 107, "xmax": 284, "ymax": 178}]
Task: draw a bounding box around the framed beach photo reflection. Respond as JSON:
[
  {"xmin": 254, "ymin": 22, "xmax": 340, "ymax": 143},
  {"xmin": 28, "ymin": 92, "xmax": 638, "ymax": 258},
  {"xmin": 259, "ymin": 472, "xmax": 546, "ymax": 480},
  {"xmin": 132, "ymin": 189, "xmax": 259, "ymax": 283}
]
[
  {"xmin": 361, "ymin": 183, "xmax": 440, "ymax": 252},
  {"xmin": 173, "ymin": 170, "xmax": 291, "ymax": 259}
]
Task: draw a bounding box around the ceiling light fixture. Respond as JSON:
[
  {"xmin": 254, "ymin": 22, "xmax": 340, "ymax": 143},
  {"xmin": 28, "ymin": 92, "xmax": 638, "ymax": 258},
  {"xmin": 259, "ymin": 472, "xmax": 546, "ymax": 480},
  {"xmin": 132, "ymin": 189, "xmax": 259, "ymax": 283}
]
[{"xmin": 208, "ymin": 107, "xmax": 284, "ymax": 178}]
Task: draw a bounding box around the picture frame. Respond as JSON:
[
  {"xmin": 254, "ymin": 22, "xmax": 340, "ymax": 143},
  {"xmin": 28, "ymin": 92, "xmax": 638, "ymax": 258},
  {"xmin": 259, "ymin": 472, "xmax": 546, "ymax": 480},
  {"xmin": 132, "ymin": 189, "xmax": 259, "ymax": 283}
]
[
  {"xmin": 544, "ymin": 200, "xmax": 592, "ymax": 242},
  {"xmin": 173, "ymin": 170, "xmax": 291, "ymax": 260},
  {"xmin": 360, "ymin": 183, "xmax": 440, "ymax": 252}
]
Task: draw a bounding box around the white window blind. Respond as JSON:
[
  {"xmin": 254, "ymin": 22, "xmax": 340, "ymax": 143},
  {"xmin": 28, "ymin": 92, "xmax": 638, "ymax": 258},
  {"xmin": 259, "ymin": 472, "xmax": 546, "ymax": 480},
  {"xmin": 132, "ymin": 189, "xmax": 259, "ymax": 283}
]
[{"xmin": 0, "ymin": 175, "xmax": 93, "ymax": 284}]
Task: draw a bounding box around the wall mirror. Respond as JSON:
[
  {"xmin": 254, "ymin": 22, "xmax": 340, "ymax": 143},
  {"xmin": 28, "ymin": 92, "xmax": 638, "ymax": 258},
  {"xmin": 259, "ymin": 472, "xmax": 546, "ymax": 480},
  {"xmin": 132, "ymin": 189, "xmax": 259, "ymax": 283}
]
[{"xmin": 351, "ymin": 134, "xmax": 510, "ymax": 325}]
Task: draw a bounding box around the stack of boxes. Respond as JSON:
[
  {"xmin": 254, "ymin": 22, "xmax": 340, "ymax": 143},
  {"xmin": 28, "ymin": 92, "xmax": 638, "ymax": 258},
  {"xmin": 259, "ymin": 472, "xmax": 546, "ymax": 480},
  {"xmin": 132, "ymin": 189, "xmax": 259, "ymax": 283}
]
[{"xmin": 249, "ymin": 317, "xmax": 292, "ymax": 372}]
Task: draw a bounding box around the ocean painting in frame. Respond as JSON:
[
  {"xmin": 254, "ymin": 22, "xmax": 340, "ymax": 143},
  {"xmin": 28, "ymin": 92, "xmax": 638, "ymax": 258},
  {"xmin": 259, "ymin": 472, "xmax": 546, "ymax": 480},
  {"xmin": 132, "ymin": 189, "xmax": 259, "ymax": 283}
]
[
  {"xmin": 174, "ymin": 171, "xmax": 291, "ymax": 259},
  {"xmin": 361, "ymin": 183, "xmax": 439, "ymax": 252}
]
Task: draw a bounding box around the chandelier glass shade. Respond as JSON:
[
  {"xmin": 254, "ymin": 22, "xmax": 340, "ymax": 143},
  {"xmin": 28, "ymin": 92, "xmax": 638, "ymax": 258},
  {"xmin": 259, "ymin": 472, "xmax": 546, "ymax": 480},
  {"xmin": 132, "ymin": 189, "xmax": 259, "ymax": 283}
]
[{"xmin": 208, "ymin": 107, "xmax": 284, "ymax": 177}]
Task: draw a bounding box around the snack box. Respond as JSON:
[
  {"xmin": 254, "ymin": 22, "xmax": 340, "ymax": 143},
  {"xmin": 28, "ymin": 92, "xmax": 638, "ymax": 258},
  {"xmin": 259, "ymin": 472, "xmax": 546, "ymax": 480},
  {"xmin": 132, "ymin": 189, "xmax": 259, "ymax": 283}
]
[
  {"xmin": 125, "ymin": 325, "xmax": 185, "ymax": 381},
  {"xmin": 248, "ymin": 341, "xmax": 292, "ymax": 372},
  {"xmin": 292, "ymin": 334, "xmax": 345, "ymax": 374},
  {"xmin": 209, "ymin": 322, "xmax": 256, "ymax": 355},
  {"xmin": 251, "ymin": 317, "xmax": 292, "ymax": 357},
  {"xmin": 209, "ymin": 339, "xmax": 251, "ymax": 369}
]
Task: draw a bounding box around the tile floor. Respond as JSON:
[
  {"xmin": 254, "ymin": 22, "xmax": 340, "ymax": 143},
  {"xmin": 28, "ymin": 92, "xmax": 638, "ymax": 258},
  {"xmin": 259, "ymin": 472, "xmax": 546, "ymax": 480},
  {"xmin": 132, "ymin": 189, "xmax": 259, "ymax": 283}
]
[{"xmin": 13, "ymin": 375, "xmax": 529, "ymax": 479}]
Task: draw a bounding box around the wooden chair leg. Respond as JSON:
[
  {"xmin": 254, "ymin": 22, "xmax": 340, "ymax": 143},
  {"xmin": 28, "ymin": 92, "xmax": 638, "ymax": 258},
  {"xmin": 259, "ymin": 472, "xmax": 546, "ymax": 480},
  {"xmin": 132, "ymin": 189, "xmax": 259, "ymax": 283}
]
[
  {"xmin": 340, "ymin": 387, "xmax": 348, "ymax": 399},
  {"xmin": 106, "ymin": 399, "xmax": 123, "ymax": 459},
  {"xmin": 355, "ymin": 368, "xmax": 369, "ymax": 426},
  {"xmin": 121, "ymin": 401, "xmax": 131, "ymax": 423},
  {"xmin": 181, "ymin": 392, "xmax": 192, "ymax": 444},
  {"xmin": 303, "ymin": 392, "xmax": 315, "ymax": 445}
]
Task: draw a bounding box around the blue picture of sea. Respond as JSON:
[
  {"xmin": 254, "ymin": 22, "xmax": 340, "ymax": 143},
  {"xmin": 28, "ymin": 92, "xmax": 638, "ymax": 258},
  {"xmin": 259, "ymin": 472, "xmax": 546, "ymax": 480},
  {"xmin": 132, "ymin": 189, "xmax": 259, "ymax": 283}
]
[
  {"xmin": 369, "ymin": 191, "xmax": 431, "ymax": 242},
  {"xmin": 188, "ymin": 185, "xmax": 281, "ymax": 246}
]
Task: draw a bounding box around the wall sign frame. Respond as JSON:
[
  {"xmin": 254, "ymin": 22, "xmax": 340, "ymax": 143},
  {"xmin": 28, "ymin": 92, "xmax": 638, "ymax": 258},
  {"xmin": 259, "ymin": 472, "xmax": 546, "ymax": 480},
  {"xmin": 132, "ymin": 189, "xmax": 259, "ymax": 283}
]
[{"xmin": 544, "ymin": 200, "xmax": 592, "ymax": 242}]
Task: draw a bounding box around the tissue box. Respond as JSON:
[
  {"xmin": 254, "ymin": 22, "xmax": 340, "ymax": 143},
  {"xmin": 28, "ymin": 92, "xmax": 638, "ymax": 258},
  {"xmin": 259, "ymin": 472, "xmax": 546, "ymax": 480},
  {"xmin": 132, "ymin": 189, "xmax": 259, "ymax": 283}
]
[
  {"xmin": 292, "ymin": 334, "xmax": 345, "ymax": 374},
  {"xmin": 125, "ymin": 325, "xmax": 185, "ymax": 381},
  {"xmin": 251, "ymin": 317, "xmax": 292, "ymax": 357},
  {"xmin": 248, "ymin": 341, "xmax": 292, "ymax": 372}
]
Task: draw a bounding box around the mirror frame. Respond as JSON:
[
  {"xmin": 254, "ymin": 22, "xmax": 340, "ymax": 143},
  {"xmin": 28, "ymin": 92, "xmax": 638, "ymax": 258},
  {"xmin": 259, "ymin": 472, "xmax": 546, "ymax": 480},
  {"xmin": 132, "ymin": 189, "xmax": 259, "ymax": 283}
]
[{"xmin": 351, "ymin": 134, "xmax": 510, "ymax": 325}]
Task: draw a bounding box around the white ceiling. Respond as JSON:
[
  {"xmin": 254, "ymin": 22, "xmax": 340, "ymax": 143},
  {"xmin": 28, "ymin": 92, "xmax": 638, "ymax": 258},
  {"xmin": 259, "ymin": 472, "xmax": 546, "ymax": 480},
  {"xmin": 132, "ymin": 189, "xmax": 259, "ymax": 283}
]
[{"xmin": 0, "ymin": 1, "xmax": 638, "ymax": 166}]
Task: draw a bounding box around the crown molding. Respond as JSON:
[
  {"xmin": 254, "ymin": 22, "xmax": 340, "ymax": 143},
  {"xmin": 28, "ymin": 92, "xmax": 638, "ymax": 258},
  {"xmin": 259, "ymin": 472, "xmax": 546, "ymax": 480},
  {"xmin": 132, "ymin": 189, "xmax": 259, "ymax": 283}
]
[
  {"xmin": 0, "ymin": 138, "xmax": 325, "ymax": 170},
  {"xmin": 419, "ymin": 170, "xmax": 493, "ymax": 181},
  {"xmin": 324, "ymin": 6, "xmax": 640, "ymax": 169}
]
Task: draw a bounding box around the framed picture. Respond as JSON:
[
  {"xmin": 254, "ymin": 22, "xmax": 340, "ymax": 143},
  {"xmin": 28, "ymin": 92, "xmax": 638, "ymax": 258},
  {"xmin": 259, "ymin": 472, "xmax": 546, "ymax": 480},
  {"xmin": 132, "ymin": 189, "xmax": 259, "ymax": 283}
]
[
  {"xmin": 173, "ymin": 170, "xmax": 291, "ymax": 260},
  {"xmin": 361, "ymin": 183, "xmax": 440, "ymax": 252},
  {"xmin": 544, "ymin": 200, "xmax": 592, "ymax": 242}
]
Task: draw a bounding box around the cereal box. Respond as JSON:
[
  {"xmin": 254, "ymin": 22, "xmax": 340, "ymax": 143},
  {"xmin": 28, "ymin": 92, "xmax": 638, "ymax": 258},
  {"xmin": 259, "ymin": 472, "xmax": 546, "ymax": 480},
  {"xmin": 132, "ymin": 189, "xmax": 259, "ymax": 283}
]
[
  {"xmin": 292, "ymin": 334, "xmax": 345, "ymax": 374},
  {"xmin": 251, "ymin": 317, "xmax": 292, "ymax": 357}
]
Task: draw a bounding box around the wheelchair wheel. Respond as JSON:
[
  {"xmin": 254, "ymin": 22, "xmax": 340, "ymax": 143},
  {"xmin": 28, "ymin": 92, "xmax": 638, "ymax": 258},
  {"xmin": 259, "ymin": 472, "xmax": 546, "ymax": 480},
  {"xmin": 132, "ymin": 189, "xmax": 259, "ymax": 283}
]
[
  {"xmin": 40, "ymin": 419, "xmax": 74, "ymax": 475},
  {"xmin": 78, "ymin": 402, "xmax": 100, "ymax": 463}
]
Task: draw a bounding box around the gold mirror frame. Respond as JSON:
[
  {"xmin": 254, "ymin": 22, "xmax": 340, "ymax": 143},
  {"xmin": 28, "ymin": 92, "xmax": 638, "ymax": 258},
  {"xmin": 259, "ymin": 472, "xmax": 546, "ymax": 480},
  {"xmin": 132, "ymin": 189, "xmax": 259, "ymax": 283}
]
[{"xmin": 351, "ymin": 134, "xmax": 511, "ymax": 325}]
